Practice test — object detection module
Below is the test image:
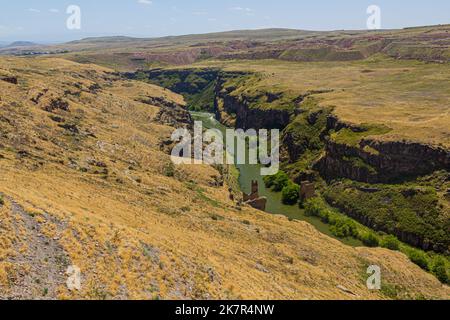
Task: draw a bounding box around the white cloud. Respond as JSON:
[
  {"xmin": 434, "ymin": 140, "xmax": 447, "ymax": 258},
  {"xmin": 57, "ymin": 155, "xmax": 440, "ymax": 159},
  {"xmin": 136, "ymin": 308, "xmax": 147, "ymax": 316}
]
[
  {"xmin": 230, "ymin": 7, "xmax": 253, "ymax": 12},
  {"xmin": 230, "ymin": 6, "xmax": 255, "ymax": 16},
  {"xmin": 138, "ymin": 0, "xmax": 152, "ymax": 5},
  {"xmin": 49, "ymin": 9, "xmax": 59, "ymax": 13},
  {"xmin": 28, "ymin": 8, "xmax": 41, "ymax": 13}
]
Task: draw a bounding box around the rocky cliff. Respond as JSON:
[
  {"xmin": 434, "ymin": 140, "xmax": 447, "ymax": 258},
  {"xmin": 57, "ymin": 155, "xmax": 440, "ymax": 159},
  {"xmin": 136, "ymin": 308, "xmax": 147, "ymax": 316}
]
[
  {"xmin": 318, "ymin": 126, "xmax": 450, "ymax": 184},
  {"xmin": 214, "ymin": 80, "xmax": 292, "ymax": 130}
]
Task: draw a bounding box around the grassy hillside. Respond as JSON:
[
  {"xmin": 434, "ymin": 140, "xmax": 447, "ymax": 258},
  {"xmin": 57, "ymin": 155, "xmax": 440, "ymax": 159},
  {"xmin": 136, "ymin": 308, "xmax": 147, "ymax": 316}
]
[
  {"xmin": 191, "ymin": 56, "xmax": 450, "ymax": 148},
  {"xmin": 0, "ymin": 56, "xmax": 448, "ymax": 300}
]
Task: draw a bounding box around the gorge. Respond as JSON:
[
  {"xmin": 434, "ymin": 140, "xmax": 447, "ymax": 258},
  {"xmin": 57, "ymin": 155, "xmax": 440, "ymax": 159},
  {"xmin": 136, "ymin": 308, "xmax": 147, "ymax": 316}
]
[{"xmin": 123, "ymin": 67, "xmax": 449, "ymax": 256}]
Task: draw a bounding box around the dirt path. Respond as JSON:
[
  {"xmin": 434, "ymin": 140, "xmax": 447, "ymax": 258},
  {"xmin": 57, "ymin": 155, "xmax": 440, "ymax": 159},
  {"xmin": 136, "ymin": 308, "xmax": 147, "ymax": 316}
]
[{"xmin": 1, "ymin": 197, "xmax": 70, "ymax": 300}]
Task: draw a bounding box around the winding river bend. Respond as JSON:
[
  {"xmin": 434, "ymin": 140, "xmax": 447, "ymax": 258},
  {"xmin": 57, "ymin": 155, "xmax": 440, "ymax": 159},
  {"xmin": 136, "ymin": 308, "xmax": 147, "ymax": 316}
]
[{"xmin": 191, "ymin": 112, "xmax": 362, "ymax": 247}]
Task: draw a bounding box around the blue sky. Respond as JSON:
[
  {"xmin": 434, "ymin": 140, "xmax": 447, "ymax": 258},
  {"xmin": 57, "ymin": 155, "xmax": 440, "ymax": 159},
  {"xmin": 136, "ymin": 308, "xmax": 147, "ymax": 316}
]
[{"xmin": 0, "ymin": 0, "xmax": 449, "ymax": 42}]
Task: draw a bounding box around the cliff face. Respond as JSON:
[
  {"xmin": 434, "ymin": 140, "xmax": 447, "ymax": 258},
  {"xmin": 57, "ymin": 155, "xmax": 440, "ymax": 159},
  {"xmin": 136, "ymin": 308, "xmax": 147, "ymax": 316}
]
[
  {"xmin": 214, "ymin": 73, "xmax": 292, "ymax": 131},
  {"xmin": 124, "ymin": 67, "xmax": 449, "ymax": 185},
  {"xmin": 138, "ymin": 96, "xmax": 193, "ymax": 130},
  {"xmin": 318, "ymin": 132, "xmax": 450, "ymax": 184},
  {"xmin": 215, "ymin": 91, "xmax": 291, "ymax": 130}
]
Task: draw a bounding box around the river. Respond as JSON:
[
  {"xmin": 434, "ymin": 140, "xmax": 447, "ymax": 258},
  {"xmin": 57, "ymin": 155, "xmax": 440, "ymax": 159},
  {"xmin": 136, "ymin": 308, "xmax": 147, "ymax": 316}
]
[{"xmin": 191, "ymin": 111, "xmax": 362, "ymax": 247}]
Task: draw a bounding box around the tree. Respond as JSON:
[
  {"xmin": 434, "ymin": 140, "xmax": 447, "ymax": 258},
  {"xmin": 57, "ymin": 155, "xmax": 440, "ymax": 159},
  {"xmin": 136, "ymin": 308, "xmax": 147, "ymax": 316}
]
[
  {"xmin": 282, "ymin": 183, "xmax": 300, "ymax": 205},
  {"xmin": 272, "ymin": 171, "xmax": 289, "ymax": 192},
  {"xmin": 431, "ymin": 257, "xmax": 449, "ymax": 284},
  {"xmin": 361, "ymin": 232, "xmax": 380, "ymax": 247},
  {"xmin": 408, "ymin": 250, "xmax": 429, "ymax": 271},
  {"xmin": 263, "ymin": 174, "xmax": 276, "ymax": 188},
  {"xmin": 381, "ymin": 235, "xmax": 400, "ymax": 251}
]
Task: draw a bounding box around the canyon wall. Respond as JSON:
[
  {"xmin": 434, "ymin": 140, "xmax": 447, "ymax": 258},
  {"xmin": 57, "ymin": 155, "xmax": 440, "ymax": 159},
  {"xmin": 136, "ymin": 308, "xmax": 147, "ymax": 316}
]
[{"xmin": 214, "ymin": 75, "xmax": 292, "ymax": 131}]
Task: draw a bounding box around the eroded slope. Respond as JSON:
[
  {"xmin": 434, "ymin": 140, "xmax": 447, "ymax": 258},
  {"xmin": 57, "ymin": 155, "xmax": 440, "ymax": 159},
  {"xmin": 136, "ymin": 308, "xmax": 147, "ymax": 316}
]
[{"xmin": 0, "ymin": 57, "xmax": 448, "ymax": 300}]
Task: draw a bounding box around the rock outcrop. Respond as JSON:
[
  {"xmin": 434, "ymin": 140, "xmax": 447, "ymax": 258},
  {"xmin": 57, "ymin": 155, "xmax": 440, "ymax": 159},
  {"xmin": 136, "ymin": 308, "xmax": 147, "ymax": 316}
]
[
  {"xmin": 1, "ymin": 76, "xmax": 18, "ymax": 85},
  {"xmin": 139, "ymin": 96, "xmax": 193, "ymax": 130},
  {"xmin": 214, "ymin": 74, "xmax": 292, "ymax": 130},
  {"xmin": 318, "ymin": 137, "xmax": 450, "ymax": 183},
  {"xmin": 243, "ymin": 180, "xmax": 267, "ymax": 211}
]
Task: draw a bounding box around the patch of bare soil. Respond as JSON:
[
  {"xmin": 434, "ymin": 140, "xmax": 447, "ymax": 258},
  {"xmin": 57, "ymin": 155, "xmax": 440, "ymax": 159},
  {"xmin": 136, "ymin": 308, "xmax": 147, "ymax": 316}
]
[{"xmin": 1, "ymin": 198, "xmax": 70, "ymax": 300}]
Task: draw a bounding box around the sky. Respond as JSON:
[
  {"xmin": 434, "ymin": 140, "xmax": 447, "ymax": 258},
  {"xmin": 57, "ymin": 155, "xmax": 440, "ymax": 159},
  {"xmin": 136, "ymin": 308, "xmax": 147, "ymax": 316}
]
[{"xmin": 0, "ymin": 0, "xmax": 449, "ymax": 43}]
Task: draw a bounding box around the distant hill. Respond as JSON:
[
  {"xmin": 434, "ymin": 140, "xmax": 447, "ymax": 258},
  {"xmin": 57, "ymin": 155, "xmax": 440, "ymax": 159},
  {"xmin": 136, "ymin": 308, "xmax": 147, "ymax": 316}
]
[{"xmin": 6, "ymin": 41, "xmax": 38, "ymax": 48}]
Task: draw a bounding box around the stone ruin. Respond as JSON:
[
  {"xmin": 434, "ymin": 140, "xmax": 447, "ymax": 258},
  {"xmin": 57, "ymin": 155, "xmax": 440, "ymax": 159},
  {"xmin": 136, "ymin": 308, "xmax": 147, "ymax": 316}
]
[
  {"xmin": 300, "ymin": 181, "xmax": 316, "ymax": 201},
  {"xmin": 243, "ymin": 180, "xmax": 267, "ymax": 211}
]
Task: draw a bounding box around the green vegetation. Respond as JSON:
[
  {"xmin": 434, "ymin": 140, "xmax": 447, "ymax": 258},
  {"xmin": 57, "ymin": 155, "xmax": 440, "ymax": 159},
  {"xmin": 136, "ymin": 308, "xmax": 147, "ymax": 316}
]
[
  {"xmin": 136, "ymin": 69, "xmax": 220, "ymax": 112},
  {"xmin": 281, "ymin": 182, "xmax": 300, "ymax": 205},
  {"xmin": 330, "ymin": 218, "xmax": 358, "ymax": 239},
  {"xmin": 324, "ymin": 181, "xmax": 449, "ymax": 254},
  {"xmin": 330, "ymin": 124, "xmax": 391, "ymax": 147},
  {"xmin": 431, "ymin": 257, "xmax": 449, "ymax": 284},
  {"xmin": 360, "ymin": 232, "xmax": 380, "ymax": 248},
  {"xmin": 162, "ymin": 162, "xmax": 176, "ymax": 177},
  {"xmin": 187, "ymin": 81, "xmax": 217, "ymax": 112},
  {"xmin": 305, "ymin": 197, "xmax": 450, "ymax": 284},
  {"xmin": 0, "ymin": 195, "xmax": 4, "ymax": 206},
  {"xmin": 221, "ymin": 72, "xmax": 298, "ymax": 112},
  {"xmin": 304, "ymin": 198, "xmax": 359, "ymax": 239},
  {"xmin": 408, "ymin": 250, "xmax": 430, "ymax": 271},
  {"xmin": 341, "ymin": 156, "xmax": 377, "ymax": 176},
  {"xmin": 263, "ymin": 171, "xmax": 290, "ymax": 192},
  {"xmin": 280, "ymin": 100, "xmax": 334, "ymax": 181},
  {"xmin": 380, "ymin": 283, "xmax": 404, "ymax": 300},
  {"xmin": 381, "ymin": 235, "xmax": 401, "ymax": 251},
  {"xmin": 125, "ymin": 51, "xmax": 450, "ymax": 287}
]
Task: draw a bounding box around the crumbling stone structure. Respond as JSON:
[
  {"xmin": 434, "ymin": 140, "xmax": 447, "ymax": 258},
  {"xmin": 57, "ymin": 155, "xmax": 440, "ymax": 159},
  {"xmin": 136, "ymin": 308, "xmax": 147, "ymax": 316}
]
[
  {"xmin": 243, "ymin": 180, "xmax": 267, "ymax": 211},
  {"xmin": 300, "ymin": 181, "xmax": 316, "ymax": 201}
]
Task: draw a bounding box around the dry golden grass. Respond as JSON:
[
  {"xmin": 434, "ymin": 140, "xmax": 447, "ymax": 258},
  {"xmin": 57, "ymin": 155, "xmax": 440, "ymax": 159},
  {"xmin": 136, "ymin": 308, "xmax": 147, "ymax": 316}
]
[
  {"xmin": 0, "ymin": 56, "xmax": 448, "ymax": 300},
  {"xmin": 194, "ymin": 56, "xmax": 450, "ymax": 148}
]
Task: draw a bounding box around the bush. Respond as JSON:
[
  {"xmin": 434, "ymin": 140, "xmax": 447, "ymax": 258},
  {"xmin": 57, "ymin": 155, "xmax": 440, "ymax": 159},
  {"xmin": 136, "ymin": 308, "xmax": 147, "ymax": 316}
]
[
  {"xmin": 330, "ymin": 219, "xmax": 358, "ymax": 238},
  {"xmin": 163, "ymin": 162, "xmax": 175, "ymax": 177},
  {"xmin": 263, "ymin": 174, "xmax": 276, "ymax": 189},
  {"xmin": 323, "ymin": 182, "xmax": 449, "ymax": 254},
  {"xmin": 305, "ymin": 199, "xmax": 358, "ymax": 238},
  {"xmin": 431, "ymin": 258, "xmax": 449, "ymax": 284},
  {"xmin": 265, "ymin": 171, "xmax": 290, "ymax": 192},
  {"xmin": 304, "ymin": 198, "xmax": 321, "ymax": 217},
  {"xmin": 281, "ymin": 183, "xmax": 300, "ymax": 205},
  {"xmin": 0, "ymin": 195, "xmax": 3, "ymax": 206},
  {"xmin": 408, "ymin": 250, "xmax": 430, "ymax": 271},
  {"xmin": 135, "ymin": 71, "xmax": 149, "ymax": 82},
  {"xmin": 360, "ymin": 232, "xmax": 380, "ymax": 247},
  {"xmin": 381, "ymin": 235, "xmax": 400, "ymax": 251}
]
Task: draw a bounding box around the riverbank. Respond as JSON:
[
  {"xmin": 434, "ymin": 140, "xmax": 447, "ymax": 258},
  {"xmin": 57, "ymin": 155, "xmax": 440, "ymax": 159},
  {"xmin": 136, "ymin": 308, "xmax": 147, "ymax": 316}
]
[{"xmin": 191, "ymin": 111, "xmax": 363, "ymax": 247}]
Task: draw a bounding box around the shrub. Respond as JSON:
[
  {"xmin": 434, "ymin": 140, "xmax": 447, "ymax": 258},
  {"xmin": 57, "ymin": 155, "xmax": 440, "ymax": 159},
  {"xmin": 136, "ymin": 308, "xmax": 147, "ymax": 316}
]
[
  {"xmin": 304, "ymin": 198, "xmax": 323, "ymax": 217},
  {"xmin": 0, "ymin": 195, "xmax": 4, "ymax": 206},
  {"xmin": 305, "ymin": 198, "xmax": 358, "ymax": 238},
  {"xmin": 431, "ymin": 258, "xmax": 449, "ymax": 284},
  {"xmin": 381, "ymin": 235, "xmax": 400, "ymax": 251},
  {"xmin": 281, "ymin": 183, "xmax": 300, "ymax": 205},
  {"xmin": 323, "ymin": 182, "xmax": 449, "ymax": 254},
  {"xmin": 360, "ymin": 232, "xmax": 380, "ymax": 247},
  {"xmin": 330, "ymin": 219, "xmax": 358, "ymax": 238},
  {"xmin": 263, "ymin": 174, "xmax": 276, "ymax": 188},
  {"xmin": 163, "ymin": 162, "xmax": 175, "ymax": 177},
  {"xmin": 135, "ymin": 71, "xmax": 148, "ymax": 82},
  {"xmin": 408, "ymin": 250, "xmax": 430, "ymax": 271},
  {"xmin": 271, "ymin": 171, "xmax": 290, "ymax": 192}
]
